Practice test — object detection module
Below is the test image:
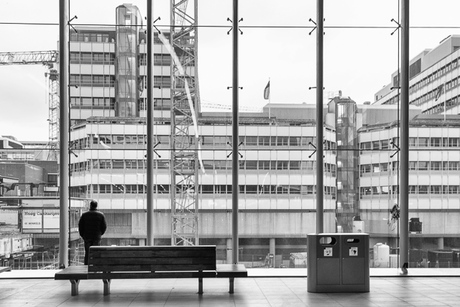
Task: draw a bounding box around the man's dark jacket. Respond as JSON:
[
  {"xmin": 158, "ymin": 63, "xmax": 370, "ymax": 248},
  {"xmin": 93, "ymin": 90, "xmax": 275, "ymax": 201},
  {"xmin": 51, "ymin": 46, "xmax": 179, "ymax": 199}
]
[{"xmin": 78, "ymin": 209, "xmax": 107, "ymax": 240}]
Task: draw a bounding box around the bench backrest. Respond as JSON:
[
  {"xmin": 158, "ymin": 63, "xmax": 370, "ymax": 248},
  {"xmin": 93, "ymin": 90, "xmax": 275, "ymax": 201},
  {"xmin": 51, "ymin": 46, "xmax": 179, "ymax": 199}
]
[{"xmin": 88, "ymin": 245, "xmax": 217, "ymax": 273}]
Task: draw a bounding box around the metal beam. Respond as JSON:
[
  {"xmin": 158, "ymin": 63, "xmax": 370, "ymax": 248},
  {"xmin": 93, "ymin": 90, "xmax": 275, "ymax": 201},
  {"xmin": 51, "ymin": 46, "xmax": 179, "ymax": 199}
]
[
  {"xmin": 58, "ymin": 0, "xmax": 69, "ymax": 268},
  {"xmin": 399, "ymin": 0, "xmax": 410, "ymax": 274},
  {"xmin": 231, "ymin": 0, "xmax": 240, "ymax": 264},
  {"xmin": 146, "ymin": 0, "xmax": 154, "ymax": 246},
  {"xmin": 316, "ymin": 0, "xmax": 324, "ymax": 233}
]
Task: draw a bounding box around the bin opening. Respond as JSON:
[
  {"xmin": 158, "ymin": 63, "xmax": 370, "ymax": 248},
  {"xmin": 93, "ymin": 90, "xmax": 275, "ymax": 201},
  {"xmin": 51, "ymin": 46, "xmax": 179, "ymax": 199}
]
[
  {"xmin": 319, "ymin": 237, "xmax": 337, "ymax": 245},
  {"xmin": 346, "ymin": 238, "xmax": 360, "ymax": 243}
]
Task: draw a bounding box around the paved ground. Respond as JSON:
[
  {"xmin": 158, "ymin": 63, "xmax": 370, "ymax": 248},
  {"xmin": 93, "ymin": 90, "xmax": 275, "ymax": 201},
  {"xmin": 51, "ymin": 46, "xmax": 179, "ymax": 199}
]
[{"xmin": 1, "ymin": 268, "xmax": 460, "ymax": 306}]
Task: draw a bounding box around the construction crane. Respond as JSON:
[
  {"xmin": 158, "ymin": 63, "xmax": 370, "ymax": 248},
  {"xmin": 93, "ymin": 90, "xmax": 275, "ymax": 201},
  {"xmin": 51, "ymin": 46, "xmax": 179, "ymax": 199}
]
[
  {"xmin": 170, "ymin": 0, "xmax": 200, "ymax": 246},
  {"xmin": 0, "ymin": 50, "xmax": 59, "ymax": 161}
]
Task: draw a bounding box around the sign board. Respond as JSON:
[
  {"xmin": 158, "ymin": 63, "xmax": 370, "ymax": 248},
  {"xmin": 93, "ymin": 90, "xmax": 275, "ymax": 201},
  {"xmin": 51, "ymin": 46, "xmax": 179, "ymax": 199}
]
[
  {"xmin": 22, "ymin": 209, "xmax": 61, "ymax": 233},
  {"xmin": 23, "ymin": 210, "xmax": 42, "ymax": 229}
]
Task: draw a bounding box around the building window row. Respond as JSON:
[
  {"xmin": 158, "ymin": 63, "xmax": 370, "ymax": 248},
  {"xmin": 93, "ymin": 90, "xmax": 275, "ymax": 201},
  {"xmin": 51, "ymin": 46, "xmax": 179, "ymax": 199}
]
[
  {"xmin": 70, "ymin": 159, "xmax": 336, "ymax": 174},
  {"xmin": 360, "ymin": 138, "xmax": 397, "ymax": 151},
  {"xmin": 410, "ymin": 57, "xmax": 459, "ymax": 94},
  {"xmin": 361, "ymin": 136, "xmax": 460, "ymax": 151},
  {"xmin": 360, "ymin": 160, "xmax": 460, "ymax": 175},
  {"xmin": 412, "ymin": 77, "xmax": 460, "ymax": 108},
  {"xmin": 138, "ymin": 54, "xmax": 172, "ymax": 66},
  {"xmin": 139, "ymin": 76, "xmax": 172, "ymax": 89},
  {"xmin": 408, "ymin": 137, "xmax": 460, "ymax": 147},
  {"xmin": 138, "ymin": 98, "xmax": 171, "ymax": 112},
  {"xmin": 424, "ymin": 94, "xmax": 460, "ymax": 114},
  {"xmin": 72, "ymin": 134, "xmax": 325, "ymax": 149},
  {"xmin": 70, "ymin": 184, "xmax": 336, "ymax": 197},
  {"xmin": 70, "ymin": 97, "xmax": 115, "ymax": 108},
  {"xmin": 70, "ymin": 52, "xmax": 115, "ymax": 64},
  {"xmin": 70, "ymin": 32, "xmax": 112, "ymax": 43},
  {"xmin": 360, "ymin": 185, "xmax": 460, "ymax": 197},
  {"xmin": 70, "ymin": 74, "xmax": 115, "ymax": 87}
]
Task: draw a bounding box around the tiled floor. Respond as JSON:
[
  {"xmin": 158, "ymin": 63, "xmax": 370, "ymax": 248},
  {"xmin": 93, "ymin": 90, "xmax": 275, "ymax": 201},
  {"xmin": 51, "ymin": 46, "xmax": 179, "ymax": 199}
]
[{"xmin": 1, "ymin": 270, "xmax": 460, "ymax": 306}]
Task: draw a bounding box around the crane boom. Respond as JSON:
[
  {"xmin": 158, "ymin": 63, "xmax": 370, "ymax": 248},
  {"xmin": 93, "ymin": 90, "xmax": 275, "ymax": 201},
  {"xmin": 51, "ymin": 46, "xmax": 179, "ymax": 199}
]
[{"xmin": 0, "ymin": 50, "xmax": 58, "ymax": 65}]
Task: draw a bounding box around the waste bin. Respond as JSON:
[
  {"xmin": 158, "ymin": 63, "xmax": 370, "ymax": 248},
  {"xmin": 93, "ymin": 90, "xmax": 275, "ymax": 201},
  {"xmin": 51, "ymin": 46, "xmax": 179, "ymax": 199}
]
[{"xmin": 307, "ymin": 233, "xmax": 369, "ymax": 292}]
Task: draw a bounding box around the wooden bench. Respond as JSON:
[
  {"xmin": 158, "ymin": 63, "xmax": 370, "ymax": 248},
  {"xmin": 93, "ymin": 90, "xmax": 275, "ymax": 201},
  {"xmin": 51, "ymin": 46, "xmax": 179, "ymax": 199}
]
[{"xmin": 55, "ymin": 245, "xmax": 247, "ymax": 296}]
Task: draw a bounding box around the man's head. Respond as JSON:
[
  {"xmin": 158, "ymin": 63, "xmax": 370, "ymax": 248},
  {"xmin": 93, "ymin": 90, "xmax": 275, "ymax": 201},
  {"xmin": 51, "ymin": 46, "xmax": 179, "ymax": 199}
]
[{"xmin": 90, "ymin": 200, "xmax": 98, "ymax": 210}]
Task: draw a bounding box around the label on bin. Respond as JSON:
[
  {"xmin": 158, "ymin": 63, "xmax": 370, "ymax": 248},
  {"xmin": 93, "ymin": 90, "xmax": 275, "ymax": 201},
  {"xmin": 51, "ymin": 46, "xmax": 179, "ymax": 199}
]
[
  {"xmin": 349, "ymin": 247, "xmax": 358, "ymax": 256},
  {"xmin": 324, "ymin": 247, "xmax": 333, "ymax": 257}
]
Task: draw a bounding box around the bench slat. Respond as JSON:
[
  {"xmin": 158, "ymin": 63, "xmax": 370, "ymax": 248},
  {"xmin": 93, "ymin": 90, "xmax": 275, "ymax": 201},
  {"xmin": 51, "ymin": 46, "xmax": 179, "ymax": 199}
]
[
  {"xmin": 91, "ymin": 246, "xmax": 215, "ymax": 255},
  {"xmin": 89, "ymin": 263, "xmax": 215, "ymax": 272},
  {"xmin": 91, "ymin": 250, "xmax": 213, "ymax": 258},
  {"xmin": 87, "ymin": 271, "xmax": 217, "ymax": 280},
  {"xmin": 89, "ymin": 257, "xmax": 216, "ymax": 266}
]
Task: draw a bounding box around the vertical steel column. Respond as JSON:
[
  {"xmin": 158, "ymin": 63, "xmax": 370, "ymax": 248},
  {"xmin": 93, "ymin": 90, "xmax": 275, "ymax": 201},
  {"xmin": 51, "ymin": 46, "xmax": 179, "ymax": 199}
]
[
  {"xmin": 399, "ymin": 0, "xmax": 410, "ymax": 272},
  {"xmin": 316, "ymin": 0, "xmax": 324, "ymax": 233},
  {"xmin": 58, "ymin": 0, "xmax": 69, "ymax": 268},
  {"xmin": 146, "ymin": 0, "xmax": 154, "ymax": 246},
  {"xmin": 232, "ymin": 0, "xmax": 239, "ymax": 264}
]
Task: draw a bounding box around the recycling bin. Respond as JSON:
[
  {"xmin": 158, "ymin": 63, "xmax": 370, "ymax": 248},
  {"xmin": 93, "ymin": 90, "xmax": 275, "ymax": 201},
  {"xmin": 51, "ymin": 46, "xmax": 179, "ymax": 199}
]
[{"xmin": 307, "ymin": 233, "xmax": 369, "ymax": 292}]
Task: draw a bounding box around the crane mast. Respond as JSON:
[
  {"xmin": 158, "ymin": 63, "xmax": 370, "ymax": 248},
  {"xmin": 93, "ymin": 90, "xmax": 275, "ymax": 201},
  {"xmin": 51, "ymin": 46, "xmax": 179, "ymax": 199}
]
[{"xmin": 170, "ymin": 0, "xmax": 200, "ymax": 246}]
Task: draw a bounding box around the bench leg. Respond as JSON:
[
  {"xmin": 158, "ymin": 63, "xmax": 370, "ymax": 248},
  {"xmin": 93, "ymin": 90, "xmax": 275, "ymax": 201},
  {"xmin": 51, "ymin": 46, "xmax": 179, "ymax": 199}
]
[
  {"xmin": 198, "ymin": 277, "xmax": 203, "ymax": 295},
  {"xmin": 229, "ymin": 277, "xmax": 234, "ymax": 294},
  {"xmin": 70, "ymin": 280, "xmax": 79, "ymax": 296},
  {"xmin": 103, "ymin": 279, "xmax": 111, "ymax": 296}
]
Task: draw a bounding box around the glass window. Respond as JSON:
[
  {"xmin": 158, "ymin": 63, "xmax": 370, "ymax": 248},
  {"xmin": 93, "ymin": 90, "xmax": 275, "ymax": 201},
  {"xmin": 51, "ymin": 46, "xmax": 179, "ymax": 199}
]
[
  {"xmin": 430, "ymin": 161, "xmax": 441, "ymax": 171},
  {"xmin": 245, "ymin": 136, "xmax": 257, "ymax": 146},
  {"xmin": 259, "ymin": 136, "xmax": 270, "ymax": 146},
  {"xmin": 113, "ymin": 160, "xmax": 124, "ymax": 169},
  {"xmin": 418, "ymin": 137, "xmax": 429, "ymax": 147},
  {"xmin": 419, "ymin": 186, "xmax": 429, "ymax": 194},
  {"xmin": 277, "ymin": 136, "xmax": 289, "ymax": 146},
  {"xmin": 246, "ymin": 185, "xmax": 258, "ymax": 194},
  {"xmin": 419, "ymin": 161, "xmax": 428, "ymax": 171},
  {"xmin": 246, "ymin": 161, "xmax": 257, "ymax": 170},
  {"xmin": 361, "ymin": 142, "xmax": 371, "ymax": 150},
  {"xmin": 289, "ymin": 137, "xmax": 300, "ymax": 146},
  {"xmin": 430, "ymin": 186, "xmax": 442, "ymax": 194},
  {"xmin": 430, "ymin": 138, "xmax": 441, "ymax": 147},
  {"xmin": 201, "ymin": 185, "xmax": 213, "ymax": 194}
]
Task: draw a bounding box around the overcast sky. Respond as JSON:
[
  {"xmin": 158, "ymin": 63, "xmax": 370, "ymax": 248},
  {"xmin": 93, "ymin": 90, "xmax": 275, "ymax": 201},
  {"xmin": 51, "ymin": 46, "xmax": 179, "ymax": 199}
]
[{"xmin": 1, "ymin": 0, "xmax": 460, "ymax": 141}]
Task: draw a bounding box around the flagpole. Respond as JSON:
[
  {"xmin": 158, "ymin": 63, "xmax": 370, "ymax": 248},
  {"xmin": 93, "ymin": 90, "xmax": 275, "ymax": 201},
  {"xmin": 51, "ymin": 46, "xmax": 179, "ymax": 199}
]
[{"xmin": 268, "ymin": 77, "xmax": 271, "ymax": 119}]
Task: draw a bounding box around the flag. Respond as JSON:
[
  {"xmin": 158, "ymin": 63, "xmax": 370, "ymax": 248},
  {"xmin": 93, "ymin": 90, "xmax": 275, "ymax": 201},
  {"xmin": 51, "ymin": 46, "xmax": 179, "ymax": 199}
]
[
  {"xmin": 263, "ymin": 81, "xmax": 270, "ymax": 100},
  {"xmin": 435, "ymin": 84, "xmax": 444, "ymax": 101}
]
